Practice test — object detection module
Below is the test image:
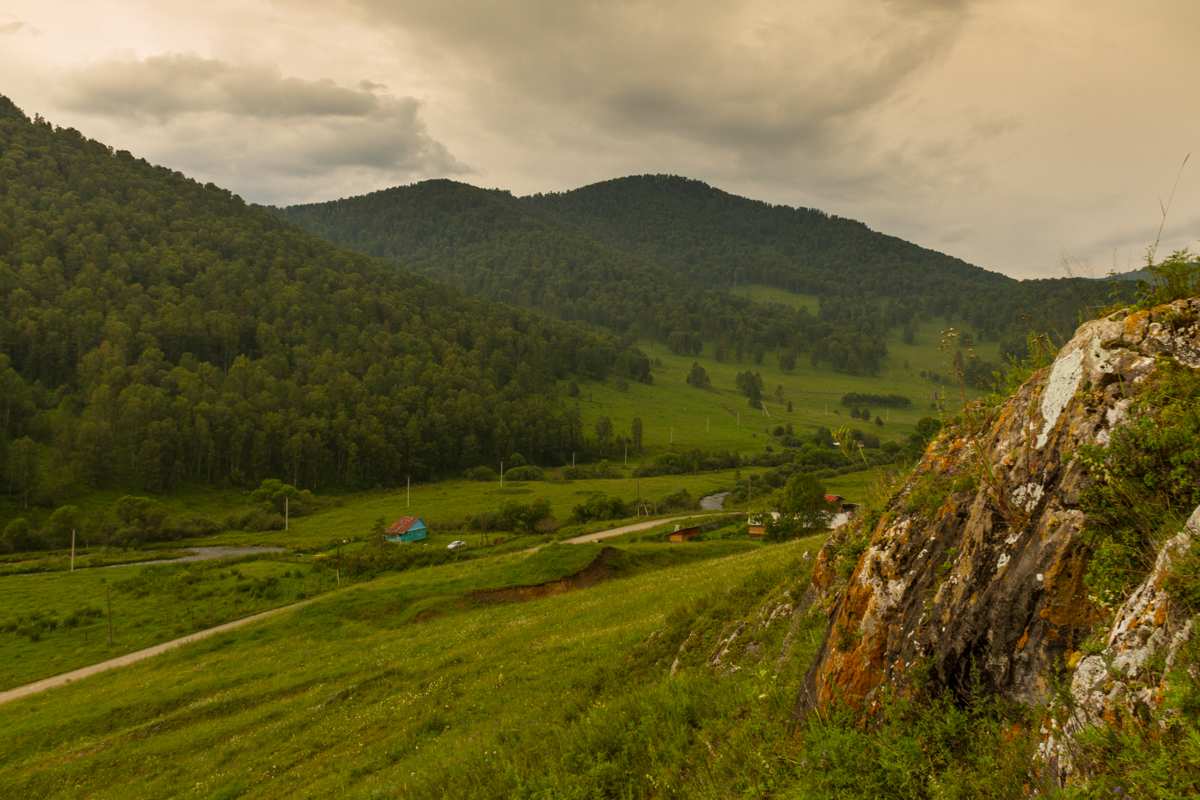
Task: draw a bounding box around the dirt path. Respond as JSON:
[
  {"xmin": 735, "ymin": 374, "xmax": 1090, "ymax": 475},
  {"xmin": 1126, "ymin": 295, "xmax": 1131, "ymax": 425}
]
[
  {"xmin": 2, "ymin": 515, "xmax": 739, "ymax": 705},
  {"xmin": 559, "ymin": 513, "xmax": 714, "ymax": 544},
  {"xmin": 0, "ymin": 599, "xmax": 311, "ymax": 706},
  {"xmin": 108, "ymin": 545, "xmax": 287, "ymax": 568}
]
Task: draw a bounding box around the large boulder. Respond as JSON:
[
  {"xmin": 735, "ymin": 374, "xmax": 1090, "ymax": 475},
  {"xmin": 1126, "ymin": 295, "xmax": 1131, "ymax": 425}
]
[{"xmin": 794, "ymin": 299, "xmax": 1200, "ymax": 717}]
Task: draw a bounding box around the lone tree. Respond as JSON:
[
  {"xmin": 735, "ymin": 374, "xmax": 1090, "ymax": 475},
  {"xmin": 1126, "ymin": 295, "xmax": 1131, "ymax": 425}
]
[{"xmin": 765, "ymin": 473, "xmax": 834, "ymax": 542}]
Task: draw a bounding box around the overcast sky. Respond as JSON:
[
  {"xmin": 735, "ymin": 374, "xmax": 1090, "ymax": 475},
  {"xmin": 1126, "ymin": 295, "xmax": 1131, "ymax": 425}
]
[{"xmin": 3, "ymin": 0, "xmax": 1198, "ymax": 279}]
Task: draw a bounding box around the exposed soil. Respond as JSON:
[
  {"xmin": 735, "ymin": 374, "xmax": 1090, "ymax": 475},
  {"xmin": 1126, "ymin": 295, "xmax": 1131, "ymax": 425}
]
[{"xmin": 469, "ymin": 546, "xmax": 625, "ymax": 603}]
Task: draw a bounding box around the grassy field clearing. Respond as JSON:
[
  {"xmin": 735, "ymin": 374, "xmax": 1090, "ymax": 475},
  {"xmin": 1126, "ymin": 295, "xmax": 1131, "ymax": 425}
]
[
  {"xmin": 166, "ymin": 468, "xmax": 760, "ymax": 549},
  {"xmin": 0, "ymin": 535, "xmax": 805, "ymax": 799},
  {"xmin": 0, "ymin": 556, "xmax": 332, "ymax": 692},
  {"xmin": 567, "ymin": 284, "xmax": 994, "ymax": 460}
]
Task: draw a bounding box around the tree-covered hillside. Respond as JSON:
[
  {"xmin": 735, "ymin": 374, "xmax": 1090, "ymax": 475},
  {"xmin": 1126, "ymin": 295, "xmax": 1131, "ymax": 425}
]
[
  {"xmin": 276, "ymin": 176, "xmax": 1118, "ymax": 377},
  {"xmin": 0, "ymin": 95, "xmax": 649, "ymax": 504},
  {"xmin": 273, "ymin": 182, "xmax": 889, "ymax": 374},
  {"xmin": 525, "ymin": 175, "xmax": 1111, "ymax": 343}
]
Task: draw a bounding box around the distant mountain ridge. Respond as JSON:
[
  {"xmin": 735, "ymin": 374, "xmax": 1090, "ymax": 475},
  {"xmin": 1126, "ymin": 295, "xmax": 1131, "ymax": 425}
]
[
  {"xmin": 274, "ymin": 176, "xmax": 1119, "ymax": 355},
  {"xmin": 271, "ymin": 180, "xmax": 893, "ymax": 375},
  {"xmin": 523, "ymin": 174, "xmax": 1011, "ymax": 296}
]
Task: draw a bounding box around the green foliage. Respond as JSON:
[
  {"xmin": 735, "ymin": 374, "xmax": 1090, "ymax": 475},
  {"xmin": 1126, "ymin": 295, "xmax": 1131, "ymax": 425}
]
[
  {"xmin": 1061, "ymin": 629, "xmax": 1200, "ymax": 798},
  {"xmin": 498, "ymin": 497, "xmax": 553, "ymax": 533},
  {"xmin": 0, "ymin": 554, "xmax": 330, "ymax": 690},
  {"xmin": 1138, "ymin": 246, "xmax": 1200, "ymax": 307},
  {"xmin": 686, "ymin": 361, "xmax": 711, "ymax": 388},
  {"xmin": 0, "ymin": 96, "xmax": 658, "ymax": 516},
  {"xmin": 570, "ymin": 493, "xmax": 629, "ymax": 523},
  {"xmin": 272, "ymin": 177, "xmax": 911, "ymax": 378},
  {"xmin": 1077, "ymin": 359, "xmax": 1200, "ymax": 606},
  {"xmin": 841, "ymin": 392, "xmax": 911, "ymax": 408},
  {"xmin": 764, "ymin": 473, "xmax": 831, "ymax": 542},
  {"xmin": 1164, "ymin": 536, "xmax": 1200, "ymax": 614}
]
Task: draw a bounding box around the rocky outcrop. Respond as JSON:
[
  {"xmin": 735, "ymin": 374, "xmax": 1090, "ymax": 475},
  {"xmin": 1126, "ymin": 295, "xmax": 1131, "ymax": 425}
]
[
  {"xmin": 1039, "ymin": 509, "xmax": 1195, "ymax": 780},
  {"xmin": 794, "ymin": 299, "xmax": 1200, "ymax": 719}
]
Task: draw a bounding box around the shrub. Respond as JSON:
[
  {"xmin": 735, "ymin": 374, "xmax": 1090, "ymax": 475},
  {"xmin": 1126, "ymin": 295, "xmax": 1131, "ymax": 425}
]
[
  {"xmin": 1077, "ymin": 359, "xmax": 1200, "ymax": 606},
  {"xmin": 504, "ymin": 465, "xmax": 544, "ymax": 481},
  {"xmin": 465, "ymin": 466, "xmax": 497, "ymax": 481},
  {"xmin": 571, "ymin": 493, "xmax": 629, "ymax": 523}
]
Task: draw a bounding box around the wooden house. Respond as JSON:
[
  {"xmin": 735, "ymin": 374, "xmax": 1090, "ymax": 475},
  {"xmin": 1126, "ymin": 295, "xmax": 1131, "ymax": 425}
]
[
  {"xmin": 386, "ymin": 516, "xmax": 428, "ymax": 543},
  {"xmin": 667, "ymin": 523, "xmax": 701, "ymax": 542},
  {"xmin": 747, "ymin": 512, "xmax": 778, "ymax": 540}
]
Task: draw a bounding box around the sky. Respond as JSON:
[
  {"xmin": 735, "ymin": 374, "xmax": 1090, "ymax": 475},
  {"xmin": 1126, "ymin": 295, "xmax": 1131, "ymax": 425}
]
[{"xmin": 2, "ymin": 0, "xmax": 1198, "ymax": 280}]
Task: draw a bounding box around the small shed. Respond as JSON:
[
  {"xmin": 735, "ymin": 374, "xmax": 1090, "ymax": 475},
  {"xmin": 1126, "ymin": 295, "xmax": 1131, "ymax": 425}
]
[
  {"xmin": 386, "ymin": 517, "xmax": 428, "ymax": 543},
  {"xmin": 667, "ymin": 523, "xmax": 701, "ymax": 543},
  {"xmin": 747, "ymin": 512, "xmax": 779, "ymax": 540}
]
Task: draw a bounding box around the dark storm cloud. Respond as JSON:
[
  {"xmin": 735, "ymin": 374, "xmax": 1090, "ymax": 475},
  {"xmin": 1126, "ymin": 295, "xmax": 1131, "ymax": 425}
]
[
  {"xmin": 47, "ymin": 52, "xmax": 471, "ymax": 195},
  {"xmin": 337, "ymin": 0, "xmax": 977, "ymax": 157},
  {"xmin": 54, "ymin": 53, "xmax": 381, "ymax": 120}
]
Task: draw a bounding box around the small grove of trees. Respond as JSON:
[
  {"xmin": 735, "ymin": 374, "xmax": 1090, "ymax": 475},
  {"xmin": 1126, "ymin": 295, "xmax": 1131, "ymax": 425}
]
[
  {"xmin": 499, "ymin": 497, "xmax": 553, "ymax": 533},
  {"xmin": 841, "ymin": 393, "xmax": 911, "ymax": 408},
  {"xmin": 571, "ymin": 493, "xmax": 629, "ymax": 523},
  {"xmin": 764, "ymin": 473, "xmax": 833, "ymax": 542},
  {"xmin": 736, "ymin": 371, "xmax": 764, "ymax": 407},
  {"xmin": 686, "ymin": 363, "xmax": 711, "ymax": 388}
]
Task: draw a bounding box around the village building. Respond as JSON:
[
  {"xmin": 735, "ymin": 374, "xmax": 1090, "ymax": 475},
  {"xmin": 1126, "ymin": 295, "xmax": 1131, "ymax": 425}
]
[
  {"xmin": 386, "ymin": 516, "xmax": 428, "ymax": 543},
  {"xmin": 747, "ymin": 495, "xmax": 858, "ymax": 540}
]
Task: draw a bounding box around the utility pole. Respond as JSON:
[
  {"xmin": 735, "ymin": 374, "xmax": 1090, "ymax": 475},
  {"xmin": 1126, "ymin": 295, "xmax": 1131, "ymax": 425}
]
[
  {"xmin": 285, "ymin": 496, "xmax": 289, "ymax": 531},
  {"xmin": 670, "ymin": 426, "xmax": 673, "ymax": 444},
  {"xmin": 500, "ymin": 460, "xmax": 504, "ymax": 488},
  {"xmin": 70, "ymin": 528, "xmax": 76, "ymax": 573},
  {"xmin": 637, "ymin": 479, "xmax": 643, "ymax": 517}
]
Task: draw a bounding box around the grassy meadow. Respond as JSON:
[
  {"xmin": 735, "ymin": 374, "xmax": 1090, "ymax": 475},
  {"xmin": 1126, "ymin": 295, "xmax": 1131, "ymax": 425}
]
[
  {"xmin": 0, "ymin": 535, "xmax": 815, "ymax": 799},
  {"xmin": 567, "ymin": 284, "xmax": 998, "ymax": 460},
  {"xmin": 0, "ymin": 555, "xmax": 334, "ymax": 691}
]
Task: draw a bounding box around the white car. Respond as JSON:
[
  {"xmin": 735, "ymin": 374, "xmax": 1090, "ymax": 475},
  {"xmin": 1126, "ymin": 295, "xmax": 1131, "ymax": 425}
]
[{"xmin": 447, "ymin": 540, "xmax": 467, "ymax": 550}]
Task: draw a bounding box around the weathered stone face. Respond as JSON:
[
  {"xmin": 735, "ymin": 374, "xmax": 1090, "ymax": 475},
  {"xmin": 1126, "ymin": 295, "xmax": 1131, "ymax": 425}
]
[
  {"xmin": 1038, "ymin": 511, "xmax": 1195, "ymax": 782},
  {"xmin": 794, "ymin": 299, "xmax": 1200, "ymax": 719}
]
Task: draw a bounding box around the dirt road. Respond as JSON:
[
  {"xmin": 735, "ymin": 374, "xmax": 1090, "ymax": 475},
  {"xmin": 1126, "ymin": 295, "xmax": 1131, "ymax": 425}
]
[
  {"xmin": 559, "ymin": 514, "xmax": 713, "ymax": 544},
  {"xmin": 2, "ymin": 514, "xmax": 740, "ymax": 704},
  {"xmin": 0, "ymin": 599, "xmax": 309, "ymax": 706}
]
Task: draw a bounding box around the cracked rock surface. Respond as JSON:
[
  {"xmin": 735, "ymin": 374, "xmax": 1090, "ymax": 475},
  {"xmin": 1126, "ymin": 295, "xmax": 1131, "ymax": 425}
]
[{"xmin": 794, "ymin": 299, "xmax": 1200, "ymax": 719}]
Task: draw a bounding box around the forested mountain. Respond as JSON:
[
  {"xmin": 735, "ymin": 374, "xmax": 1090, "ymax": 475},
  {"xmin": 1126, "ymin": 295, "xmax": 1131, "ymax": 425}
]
[
  {"xmin": 0, "ymin": 95, "xmax": 649, "ymax": 503},
  {"xmin": 524, "ymin": 175, "xmax": 1113, "ymax": 343},
  {"xmin": 277, "ymin": 177, "xmax": 1117, "ymax": 370},
  {"xmin": 273, "ymin": 182, "xmax": 888, "ymax": 374}
]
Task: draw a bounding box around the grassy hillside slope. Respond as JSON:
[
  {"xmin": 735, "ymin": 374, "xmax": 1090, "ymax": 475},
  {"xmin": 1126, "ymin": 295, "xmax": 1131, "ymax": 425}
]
[{"xmin": 0, "ymin": 538, "xmax": 813, "ymax": 799}]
